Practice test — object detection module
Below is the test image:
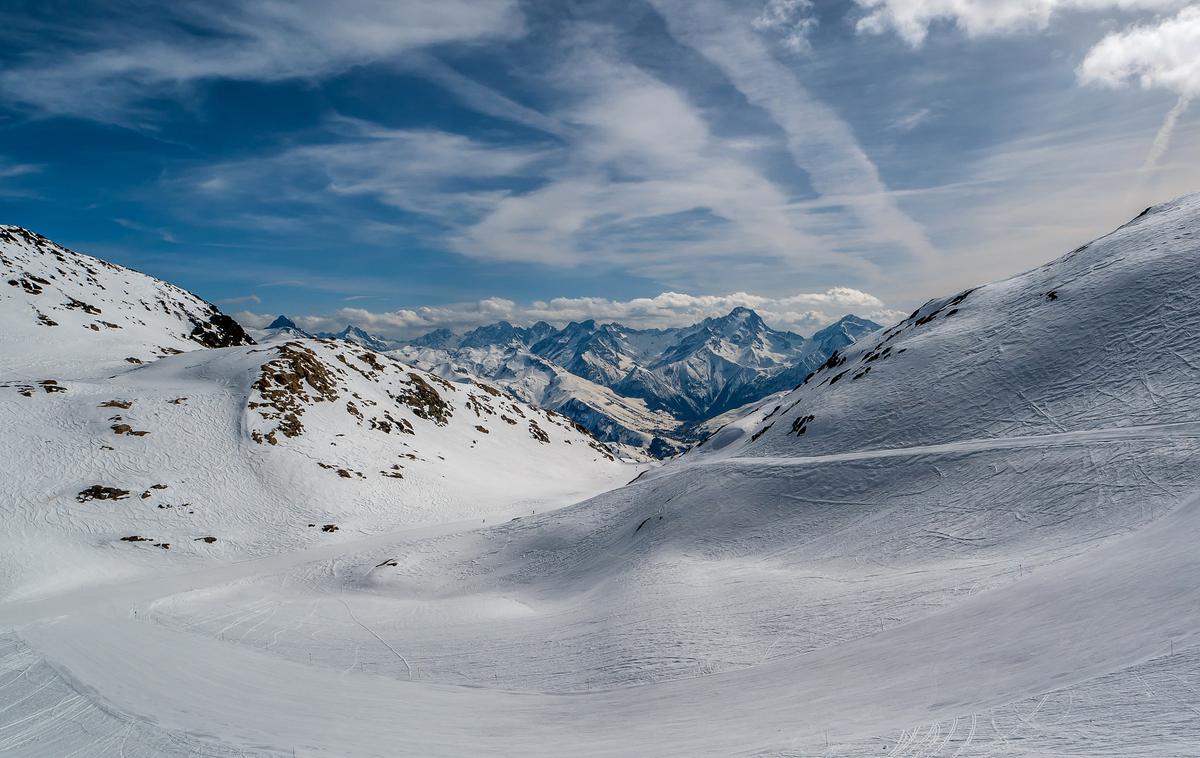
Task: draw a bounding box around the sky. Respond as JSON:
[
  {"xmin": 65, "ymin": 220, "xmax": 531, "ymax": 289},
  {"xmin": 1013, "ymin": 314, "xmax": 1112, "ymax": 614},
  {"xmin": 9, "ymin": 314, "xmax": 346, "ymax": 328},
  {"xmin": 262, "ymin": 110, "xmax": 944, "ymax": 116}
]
[{"xmin": 1, "ymin": 0, "xmax": 1197, "ymax": 338}]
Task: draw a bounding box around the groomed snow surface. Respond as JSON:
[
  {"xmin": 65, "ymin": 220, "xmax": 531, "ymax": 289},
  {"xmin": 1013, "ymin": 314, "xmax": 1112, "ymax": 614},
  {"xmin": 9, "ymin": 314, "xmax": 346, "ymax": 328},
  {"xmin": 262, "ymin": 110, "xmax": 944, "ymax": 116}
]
[{"xmin": 3, "ymin": 194, "xmax": 1200, "ymax": 756}]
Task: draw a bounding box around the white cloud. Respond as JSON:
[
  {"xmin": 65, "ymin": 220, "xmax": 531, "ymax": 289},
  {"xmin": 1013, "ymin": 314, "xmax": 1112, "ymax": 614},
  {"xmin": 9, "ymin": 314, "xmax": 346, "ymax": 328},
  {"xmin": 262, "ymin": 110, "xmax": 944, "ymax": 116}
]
[
  {"xmin": 1138, "ymin": 92, "xmax": 1192, "ymax": 173},
  {"xmin": 854, "ymin": 0, "xmax": 1188, "ymax": 46},
  {"xmin": 891, "ymin": 107, "xmax": 934, "ymax": 132},
  {"xmin": 752, "ymin": 0, "xmax": 819, "ymax": 53},
  {"xmin": 1078, "ymin": 6, "xmax": 1200, "ymax": 96},
  {"xmin": 218, "ymin": 294, "xmax": 262, "ymax": 306},
  {"xmin": 1079, "ymin": 7, "xmax": 1200, "ymax": 178},
  {"xmin": 0, "ymin": 0, "xmax": 523, "ymax": 120},
  {"xmin": 239, "ymin": 288, "xmax": 902, "ymax": 340}
]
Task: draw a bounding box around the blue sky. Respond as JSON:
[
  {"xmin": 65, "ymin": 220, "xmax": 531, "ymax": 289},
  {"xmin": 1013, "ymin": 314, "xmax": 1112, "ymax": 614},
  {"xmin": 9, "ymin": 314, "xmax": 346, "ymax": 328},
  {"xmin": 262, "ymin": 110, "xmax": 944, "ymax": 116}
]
[{"xmin": 1, "ymin": 0, "xmax": 1197, "ymax": 337}]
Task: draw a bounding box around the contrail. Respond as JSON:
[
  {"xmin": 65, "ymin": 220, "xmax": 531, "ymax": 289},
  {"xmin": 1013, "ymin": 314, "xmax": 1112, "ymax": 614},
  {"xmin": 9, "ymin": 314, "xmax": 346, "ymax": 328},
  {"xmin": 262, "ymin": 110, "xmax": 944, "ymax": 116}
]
[{"xmin": 1140, "ymin": 94, "xmax": 1191, "ymax": 175}]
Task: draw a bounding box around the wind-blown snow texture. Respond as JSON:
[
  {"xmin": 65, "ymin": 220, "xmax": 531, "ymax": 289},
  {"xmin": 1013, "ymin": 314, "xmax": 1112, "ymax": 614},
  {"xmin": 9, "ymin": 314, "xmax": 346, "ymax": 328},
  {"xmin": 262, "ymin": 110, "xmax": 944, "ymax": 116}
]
[{"xmin": 3, "ymin": 194, "xmax": 1200, "ymax": 757}]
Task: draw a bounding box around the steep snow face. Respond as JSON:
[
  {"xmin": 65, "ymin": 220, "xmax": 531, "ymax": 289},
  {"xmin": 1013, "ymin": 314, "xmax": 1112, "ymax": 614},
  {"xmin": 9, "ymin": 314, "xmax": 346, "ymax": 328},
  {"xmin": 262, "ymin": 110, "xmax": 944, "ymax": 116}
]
[
  {"xmin": 458, "ymin": 320, "xmax": 555, "ymax": 350},
  {"xmin": 0, "ymin": 226, "xmax": 252, "ymax": 379},
  {"xmin": 530, "ymin": 320, "xmax": 643, "ymax": 386},
  {"xmin": 696, "ymin": 196, "xmax": 1200, "ymax": 461}
]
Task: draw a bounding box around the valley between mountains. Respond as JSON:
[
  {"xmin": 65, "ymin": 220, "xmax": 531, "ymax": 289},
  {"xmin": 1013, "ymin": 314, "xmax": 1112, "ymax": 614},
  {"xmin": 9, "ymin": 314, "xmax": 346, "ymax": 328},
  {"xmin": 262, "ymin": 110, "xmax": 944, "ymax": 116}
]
[
  {"xmin": 3, "ymin": 195, "xmax": 1200, "ymax": 756},
  {"xmin": 260, "ymin": 304, "xmax": 879, "ymax": 458}
]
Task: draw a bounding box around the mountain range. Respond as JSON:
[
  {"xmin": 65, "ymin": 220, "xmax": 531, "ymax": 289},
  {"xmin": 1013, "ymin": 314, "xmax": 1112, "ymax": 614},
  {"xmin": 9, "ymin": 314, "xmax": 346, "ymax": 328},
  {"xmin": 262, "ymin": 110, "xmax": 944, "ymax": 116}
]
[
  {"xmin": 6, "ymin": 197, "xmax": 1200, "ymax": 756},
  {"xmin": 260, "ymin": 308, "xmax": 879, "ymax": 456}
]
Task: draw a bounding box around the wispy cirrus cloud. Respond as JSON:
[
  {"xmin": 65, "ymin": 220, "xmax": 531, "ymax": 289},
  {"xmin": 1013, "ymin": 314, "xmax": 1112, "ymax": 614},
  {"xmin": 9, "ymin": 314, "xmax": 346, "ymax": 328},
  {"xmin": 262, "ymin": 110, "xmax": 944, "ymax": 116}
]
[
  {"xmin": 178, "ymin": 43, "xmax": 886, "ymax": 286},
  {"xmin": 0, "ymin": 0, "xmax": 523, "ymax": 122},
  {"xmin": 451, "ymin": 37, "xmax": 845, "ymax": 274},
  {"xmin": 648, "ymin": 0, "xmax": 941, "ymax": 268},
  {"xmin": 236, "ymin": 287, "xmax": 902, "ymax": 340},
  {"xmin": 0, "ymin": 161, "xmax": 41, "ymax": 179},
  {"xmin": 185, "ymin": 117, "xmax": 551, "ymax": 223}
]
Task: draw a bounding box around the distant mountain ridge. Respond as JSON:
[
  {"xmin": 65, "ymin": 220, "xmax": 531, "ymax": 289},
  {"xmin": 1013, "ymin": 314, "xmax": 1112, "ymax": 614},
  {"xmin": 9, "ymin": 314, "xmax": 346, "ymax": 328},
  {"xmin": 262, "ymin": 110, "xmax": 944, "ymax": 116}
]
[
  {"xmin": 256, "ymin": 318, "xmax": 397, "ymax": 353},
  {"xmin": 378, "ymin": 308, "xmax": 881, "ymax": 456},
  {"xmin": 259, "ymin": 307, "xmax": 879, "ymax": 456}
]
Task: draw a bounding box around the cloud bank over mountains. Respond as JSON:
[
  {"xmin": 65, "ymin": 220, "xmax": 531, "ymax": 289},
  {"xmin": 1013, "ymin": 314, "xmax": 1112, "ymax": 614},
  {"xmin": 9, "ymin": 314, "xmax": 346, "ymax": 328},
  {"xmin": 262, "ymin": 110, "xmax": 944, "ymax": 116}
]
[{"xmin": 235, "ymin": 287, "xmax": 902, "ymax": 340}]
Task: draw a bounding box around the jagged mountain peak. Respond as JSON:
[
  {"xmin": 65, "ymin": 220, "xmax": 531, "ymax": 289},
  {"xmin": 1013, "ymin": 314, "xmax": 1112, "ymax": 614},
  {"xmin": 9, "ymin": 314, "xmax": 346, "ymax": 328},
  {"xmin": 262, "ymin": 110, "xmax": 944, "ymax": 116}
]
[
  {"xmin": 707, "ymin": 305, "xmax": 764, "ymax": 327},
  {"xmin": 401, "ymin": 304, "xmax": 880, "ymax": 453},
  {"xmin": 267, "ymin": 314, "xmax": 298, "ymax": 330},
  {"xmin": 316, "ymin": 323, "xmax": 395, "ymax": 352},
  {"xmin": 408, "ymin": 327, "xmax": 457, "ymax": 349}
]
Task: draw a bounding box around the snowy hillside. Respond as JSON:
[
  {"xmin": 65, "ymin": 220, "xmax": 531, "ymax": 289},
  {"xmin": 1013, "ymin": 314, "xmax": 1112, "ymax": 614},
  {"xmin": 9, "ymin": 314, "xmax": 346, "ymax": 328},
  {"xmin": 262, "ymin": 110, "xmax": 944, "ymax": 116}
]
[
  {"xmin": 0, "ymin": 225, "xmax": 252, "ymax": 378},
  {"xmin": 5, "ymin": 196, "xmax": 1200, "ymax": 757},
  {"xmin": 0, "ymin": 231, "xmax": 630, "ymax": 603},
  {"xmin": 693, "ymin": 196, "xmax": 1200, "ymax": 461}
]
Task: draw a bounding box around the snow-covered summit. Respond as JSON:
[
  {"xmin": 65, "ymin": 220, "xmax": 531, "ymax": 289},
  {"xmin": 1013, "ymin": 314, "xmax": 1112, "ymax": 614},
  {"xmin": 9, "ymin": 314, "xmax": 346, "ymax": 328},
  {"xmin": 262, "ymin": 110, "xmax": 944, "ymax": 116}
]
[
  {"xmin": 266, "ymin": 314, "xmax": 300, "ymax": 330},
  {"xmin": 316, "ymin": 324, "xmax": 396, "ymax": 352},
  {"xmin": 0, "ymin": 225, "xmax": 253, "ymax": 379}
]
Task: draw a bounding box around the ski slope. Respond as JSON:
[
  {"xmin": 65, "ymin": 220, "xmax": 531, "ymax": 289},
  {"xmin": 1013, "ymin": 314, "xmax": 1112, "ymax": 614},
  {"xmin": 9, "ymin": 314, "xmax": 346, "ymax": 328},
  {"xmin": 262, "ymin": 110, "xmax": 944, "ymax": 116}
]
[{"xmin": 3, "ymin": 195, "xmax": 1200, "ymax": 756}]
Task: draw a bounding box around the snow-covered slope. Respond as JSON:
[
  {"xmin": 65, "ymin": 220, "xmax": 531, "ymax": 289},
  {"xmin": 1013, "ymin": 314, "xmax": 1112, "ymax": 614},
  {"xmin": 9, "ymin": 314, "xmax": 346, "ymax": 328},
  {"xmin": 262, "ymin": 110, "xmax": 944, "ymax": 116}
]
[
  {"xmin": 693, "ymin": 196, "xmax": 1200, "ymax": 462},
  {"xmin": 0, "ymin": 335, "xmax": 626, "ymax": 602},
  {"xmin": 6, "ymin": 196, "xmax": 1200, "ymax": 757},
  {"xmin": 0, "ymin": 226, "xmax": 252, "ymax": 378}
]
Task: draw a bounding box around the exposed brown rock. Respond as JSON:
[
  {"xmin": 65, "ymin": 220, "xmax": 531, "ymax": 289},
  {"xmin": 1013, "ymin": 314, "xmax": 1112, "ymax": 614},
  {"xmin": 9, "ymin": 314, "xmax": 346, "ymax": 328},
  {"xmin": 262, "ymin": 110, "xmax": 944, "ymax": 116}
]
[
  {"xmin": 391, "ymin": 373, "xmax": 453, "ymax": 426},
  {"xmin": 77, "ymin": 485, "xmax": 130, "ymax": 502}
]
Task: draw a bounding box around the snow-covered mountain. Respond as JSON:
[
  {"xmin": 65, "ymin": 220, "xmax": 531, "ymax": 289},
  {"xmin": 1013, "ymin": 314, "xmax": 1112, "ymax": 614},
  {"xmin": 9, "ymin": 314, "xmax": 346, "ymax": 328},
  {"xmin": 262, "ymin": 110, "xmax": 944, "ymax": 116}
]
[
  {"xmin": 0, "ymin": 229, "xmax": 630, "ymax": 603},
  {"xmin": 5, "ymin": 196, "xmax": 1200, "ymax": 757},
  {"xmin": 0, "ymin": 225, "xmax": 253, "ymax": 377},
  {"xmin": 256, "ymin": 314, "xmax": 314, "ymax": 341},
  {"xmin": 397, "ymin": 307, "xmax": 879, "ymax": 455},
  {"xmin": 397, "ymin": 343, "xmax": 686, "ymax": 455},
  {"xmin": 693, "ymin": 198, "xmax": 1200, "ymax": 462},
  {"xmin": 315, "ymin": 323, "xmax": 397, "ymax": 352},
  {"xmin": 255, "ymin": 317, "xmax": 402, "ymax": 351}
]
